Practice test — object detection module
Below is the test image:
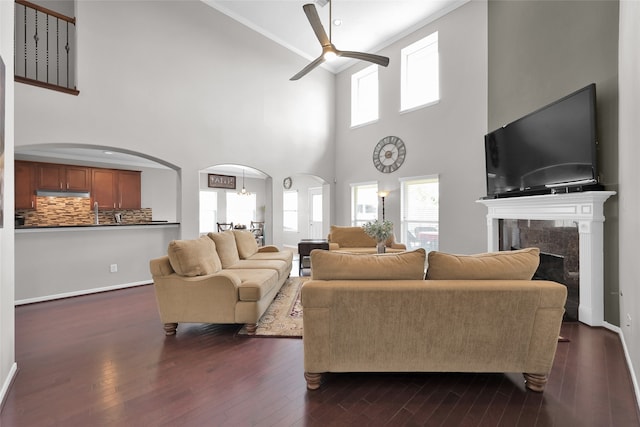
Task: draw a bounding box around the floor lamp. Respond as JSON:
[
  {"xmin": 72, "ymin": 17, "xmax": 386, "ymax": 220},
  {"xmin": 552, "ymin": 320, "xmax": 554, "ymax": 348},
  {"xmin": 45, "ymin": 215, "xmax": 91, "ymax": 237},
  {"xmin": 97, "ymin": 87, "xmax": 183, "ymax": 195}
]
[{"xmin": 378, "ymin": 191, "xmax": 389, "ymax": 221}]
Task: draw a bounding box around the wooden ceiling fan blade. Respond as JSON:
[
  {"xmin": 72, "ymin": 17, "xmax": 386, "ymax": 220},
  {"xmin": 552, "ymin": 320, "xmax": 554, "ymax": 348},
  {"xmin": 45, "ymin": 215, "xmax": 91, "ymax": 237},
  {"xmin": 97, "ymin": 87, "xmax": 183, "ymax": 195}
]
[
  {"xmin": 303, "ymin": 3, "xmax": 331, "ymax": 47},
  {"xmin": 338, "ymin": 50, "xmax": 390, "ymax": 67},
  {"xmin": 290, "ymin": 55, "xmax": 326, "ymax": 81}
]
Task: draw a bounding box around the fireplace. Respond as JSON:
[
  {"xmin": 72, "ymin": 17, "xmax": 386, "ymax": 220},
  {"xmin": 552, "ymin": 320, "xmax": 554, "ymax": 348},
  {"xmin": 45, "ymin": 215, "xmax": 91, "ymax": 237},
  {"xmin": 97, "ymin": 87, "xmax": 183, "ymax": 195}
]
[
  {"xmin": 500, "ymin": 219, "xmax": 579, "ymax": 321},
  {"xmin": 478, "ymin": 191, "xmax": 615, "ymax": 326}
]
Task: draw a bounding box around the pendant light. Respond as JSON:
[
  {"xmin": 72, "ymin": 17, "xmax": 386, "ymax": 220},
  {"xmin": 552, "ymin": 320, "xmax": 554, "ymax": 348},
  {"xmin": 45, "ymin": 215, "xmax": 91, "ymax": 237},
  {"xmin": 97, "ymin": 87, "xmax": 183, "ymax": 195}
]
[{"xmin": 238, "ymin": 170, "xmax": 251, "ymax": 196}]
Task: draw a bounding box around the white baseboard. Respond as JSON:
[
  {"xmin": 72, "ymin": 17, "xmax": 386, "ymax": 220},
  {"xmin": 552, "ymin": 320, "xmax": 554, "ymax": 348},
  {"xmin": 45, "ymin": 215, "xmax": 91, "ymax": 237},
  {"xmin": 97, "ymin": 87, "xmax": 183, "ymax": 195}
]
[
  {"xmin": 14, "ymin": 280, "xmax": 152, "ymax": 306},
  {"xmin": 604, "ymin": 321, "xmax": 640, "ymax": 413},
  {"xmin": 0, "ymin": 363, "xmax": 17, "ymax": 409}
]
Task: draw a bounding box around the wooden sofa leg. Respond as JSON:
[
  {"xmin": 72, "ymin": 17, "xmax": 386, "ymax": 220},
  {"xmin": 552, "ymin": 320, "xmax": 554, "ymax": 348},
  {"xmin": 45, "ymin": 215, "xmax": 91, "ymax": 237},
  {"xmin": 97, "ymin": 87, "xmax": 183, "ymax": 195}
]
[
  {"xmin": 304, "ymin": 372, "xmax": 322, "ymax": 390},
  {"xmin": 523, "ymin": 373, "xmax": 547, "ymax": 392},
  {"xmin": 246, "ymin": 323, "xmax": 257, "ymax": 335},
  {"xmin": 164, "ymin": 323, "xmax": 178, "ymax": 336}
]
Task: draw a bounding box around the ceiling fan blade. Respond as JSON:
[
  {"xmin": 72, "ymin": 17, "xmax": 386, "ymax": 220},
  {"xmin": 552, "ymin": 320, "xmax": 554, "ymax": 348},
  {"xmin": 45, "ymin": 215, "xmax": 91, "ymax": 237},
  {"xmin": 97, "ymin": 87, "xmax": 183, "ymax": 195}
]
[
  {"xmin": 303, "ymin": 3, "xmax": 331, "ymax": 47},
  {"xmin": 290, "ymin": 55, "xmax": 326, "ymax": 81},
  {"xmin": 338, "ymin": 50, "xmax": 390, "ymax": 67}
]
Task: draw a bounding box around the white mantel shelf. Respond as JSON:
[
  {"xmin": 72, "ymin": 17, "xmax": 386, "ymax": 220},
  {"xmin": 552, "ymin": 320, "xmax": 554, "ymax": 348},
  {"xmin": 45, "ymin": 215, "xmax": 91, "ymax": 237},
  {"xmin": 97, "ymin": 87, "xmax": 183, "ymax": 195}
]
[{"xmin": 477, "ymin": 191, "xmax": 616, "ymax": 327}]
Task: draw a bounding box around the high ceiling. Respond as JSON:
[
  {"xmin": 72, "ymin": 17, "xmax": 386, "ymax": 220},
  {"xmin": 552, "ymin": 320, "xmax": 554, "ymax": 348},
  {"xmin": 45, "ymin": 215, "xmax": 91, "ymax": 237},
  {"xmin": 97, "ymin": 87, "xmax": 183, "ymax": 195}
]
[{"xmin": 202, "ymin": 0, "xmax": 468, "ymax": 74}]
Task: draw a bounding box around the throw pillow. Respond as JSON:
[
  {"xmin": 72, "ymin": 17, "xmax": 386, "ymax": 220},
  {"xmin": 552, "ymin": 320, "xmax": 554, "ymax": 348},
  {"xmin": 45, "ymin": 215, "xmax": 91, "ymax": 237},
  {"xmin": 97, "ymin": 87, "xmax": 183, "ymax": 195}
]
[
  {"xmin": 167, "ymin": 236, "xmax": 222, "ymax": 277},
  {"xmin": 311, "ymin": 248, "xmax": 426, "ymax": 280},
  {"xmin": 207, "ymin": 230, "xmax": 241, "ymax": 268},
  {"xmin": 425, "ymin": 247, "xmax": 540, "ymax": 280},
  {"xmin": 233, "ymin": 230, "xmax": 259, "ymax": 259}
]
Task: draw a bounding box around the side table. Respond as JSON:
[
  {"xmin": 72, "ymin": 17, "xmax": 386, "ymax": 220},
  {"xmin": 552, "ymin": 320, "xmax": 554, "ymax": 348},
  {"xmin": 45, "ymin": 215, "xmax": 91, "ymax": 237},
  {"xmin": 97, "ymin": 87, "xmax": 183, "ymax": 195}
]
[{"xmin": 297, "ymin": 239, "xmax": 329, "ymax": 275}]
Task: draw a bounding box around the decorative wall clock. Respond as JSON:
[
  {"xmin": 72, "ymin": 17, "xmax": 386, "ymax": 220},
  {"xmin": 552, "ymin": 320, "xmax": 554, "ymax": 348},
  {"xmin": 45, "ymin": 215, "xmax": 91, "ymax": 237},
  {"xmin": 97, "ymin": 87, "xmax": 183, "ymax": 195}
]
[
  {"xmin": 373, "ymin": 136, "xmax": 406, "ymax": 173},
  {"xmin": 283, "ymin": 176, "xmax": 293, "ymax": 189}
]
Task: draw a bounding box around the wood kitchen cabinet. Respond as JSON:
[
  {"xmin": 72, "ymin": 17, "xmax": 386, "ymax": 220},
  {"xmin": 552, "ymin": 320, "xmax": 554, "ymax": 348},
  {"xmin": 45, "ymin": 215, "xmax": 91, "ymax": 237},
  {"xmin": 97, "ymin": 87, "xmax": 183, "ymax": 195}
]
[
  {"xmin": 37, "ymin": 163, "xmax": 91, "ymax": 191},
  {"xmin": 15, "ymin": 161, "xmax": 36, "ymax": 209},
  {"xmin": 92, "ymin": 168, "xmax": 141, "ymax": 210}
]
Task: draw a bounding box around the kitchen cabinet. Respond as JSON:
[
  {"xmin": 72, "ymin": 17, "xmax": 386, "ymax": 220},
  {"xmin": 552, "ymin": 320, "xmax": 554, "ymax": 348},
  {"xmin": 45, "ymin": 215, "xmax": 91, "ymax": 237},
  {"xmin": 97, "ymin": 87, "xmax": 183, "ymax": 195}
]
[
  {"xmin": 15, "ymin": 161, "xmax": 36, "ymax": 209},
  {"xmin": 37, "ymin": 163, "xmax": 91, "ymax": 191},
  {"xmin": 92, "ymin": 169, "xmax": 141, "ymax": 210}
]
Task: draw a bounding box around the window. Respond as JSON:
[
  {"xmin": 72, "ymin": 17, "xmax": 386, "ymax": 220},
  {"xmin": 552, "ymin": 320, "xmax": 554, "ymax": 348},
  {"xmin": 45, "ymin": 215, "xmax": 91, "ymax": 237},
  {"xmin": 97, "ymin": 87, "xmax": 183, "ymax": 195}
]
[
  {"xmin": 283, "ymin": 190, "xmax": 298, "ymax": 232},
  {"xmin": 351, "ymin": 182, "xmax": 378, "ymax": 226},
  {"xmin": 351, "ymin": 64, "xmax": 379, "ymax": 127},
  {"xmin": 199, "ymin": 191, "xmax": 218, "ymax": 234},
  {"xmin": 401, "ymin": 176, "xmax": 439, "ymax": 251},
  {"xmin": 401, "ymin": 32, "xmax": 439, "ymax": 112},
  {"xmin": 226, "ymin": 192, "xmax": 256, "ymax": 228}
]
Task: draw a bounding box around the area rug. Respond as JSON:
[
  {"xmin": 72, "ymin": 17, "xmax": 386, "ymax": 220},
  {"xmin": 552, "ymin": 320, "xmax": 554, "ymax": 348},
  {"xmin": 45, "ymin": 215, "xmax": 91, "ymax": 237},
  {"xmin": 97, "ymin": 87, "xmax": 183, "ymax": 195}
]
[{"xmin": 237, "ymin": 277, "xmax": 307, "ymax": 338}]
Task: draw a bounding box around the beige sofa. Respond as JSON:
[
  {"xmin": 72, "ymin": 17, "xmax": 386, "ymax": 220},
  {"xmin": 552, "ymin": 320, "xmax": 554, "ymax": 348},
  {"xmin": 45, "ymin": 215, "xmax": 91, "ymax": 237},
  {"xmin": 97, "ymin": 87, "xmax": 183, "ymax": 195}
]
[
  {"xmin": 149, "ymin": 229, "xmax": 293, "ymax": 335},
  {"xmin": 327, "ymin": 225, "xmax": 406, "ymax": 253},
  {"xmin": 301, "ymin": 247, "xmax": 567, "ymax": 392}
]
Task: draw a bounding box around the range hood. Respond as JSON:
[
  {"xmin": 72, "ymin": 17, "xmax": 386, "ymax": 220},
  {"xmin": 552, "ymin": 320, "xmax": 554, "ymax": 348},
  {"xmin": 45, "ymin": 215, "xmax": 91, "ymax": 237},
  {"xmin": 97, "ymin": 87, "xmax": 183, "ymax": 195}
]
[{"xmin": 36, "ymin": 190, "xmax": 91, "ymax": 198}]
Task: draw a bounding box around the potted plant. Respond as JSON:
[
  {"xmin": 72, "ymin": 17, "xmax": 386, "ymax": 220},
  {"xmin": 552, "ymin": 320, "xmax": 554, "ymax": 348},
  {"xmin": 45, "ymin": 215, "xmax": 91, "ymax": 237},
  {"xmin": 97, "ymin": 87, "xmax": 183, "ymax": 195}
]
[{"xmin": 363, "ymin": 220, "xmax": 394, "ymax": 254}]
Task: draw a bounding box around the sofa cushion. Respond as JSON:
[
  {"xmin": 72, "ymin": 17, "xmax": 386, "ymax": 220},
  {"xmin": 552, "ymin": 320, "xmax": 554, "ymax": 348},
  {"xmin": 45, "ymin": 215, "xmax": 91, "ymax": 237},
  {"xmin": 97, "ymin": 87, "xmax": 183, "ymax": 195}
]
[
  {"xmin": 231, "ymin": 269, "xmax": 279, "ymax": 301},
  {"xmin": 329, "ymin": 225, "xmax": 377, "ymax": 248},
  {"xmin": 167, "ymin": 236, "xmax": 222, "ymax": 277},
  {"xmin": 208, "ymin": 230, "xmax": 240, "ymax": 269},
  {"xmin": 425, "ymin": 247, "xmax": 540, "ymax": 280},
  {"xmin": 233, "ymin": 230, "xmax": 259, "ymax": 259},
  {"xmin": 311, "ymin": 248, "xmax": 426, "ymax": 280}
]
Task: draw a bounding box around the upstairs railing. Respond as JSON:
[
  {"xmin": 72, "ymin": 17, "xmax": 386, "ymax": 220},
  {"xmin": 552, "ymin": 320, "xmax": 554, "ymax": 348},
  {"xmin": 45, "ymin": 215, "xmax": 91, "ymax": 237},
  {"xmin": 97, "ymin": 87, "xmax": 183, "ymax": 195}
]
[{"xmin": 14, "ymin": 0, "xmax": 79, "ymax": 95}]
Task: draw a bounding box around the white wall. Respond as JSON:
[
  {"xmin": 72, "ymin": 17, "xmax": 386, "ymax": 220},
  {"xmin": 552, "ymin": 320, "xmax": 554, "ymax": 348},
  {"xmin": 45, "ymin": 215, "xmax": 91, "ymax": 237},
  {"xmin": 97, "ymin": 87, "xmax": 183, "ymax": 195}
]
[
  {"xmin": 0, "ymin": 0, "xmax": 16, "ymax": 403},
  {"xmin": 334, "ymin": 0, "xmax": 488, "ymax": 254},
  {"xmin": 14, "ymin": 0, "xmax": 336, "ymax": 244},
  {"xmin": 618, "ymin": 0, "xmax": 640, "ymax": 402}
]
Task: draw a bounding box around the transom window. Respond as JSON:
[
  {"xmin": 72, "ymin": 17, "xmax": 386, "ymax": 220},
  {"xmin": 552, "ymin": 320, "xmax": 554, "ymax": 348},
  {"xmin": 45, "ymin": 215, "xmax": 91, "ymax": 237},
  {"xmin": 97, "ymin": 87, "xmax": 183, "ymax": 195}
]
[
  {"xmin": 401, "ymin": 32, "xmax": 439, "ymax": 112},
  {"xmin": 351, "ymin": 64, "xmax": 379, "ymax": 127}
]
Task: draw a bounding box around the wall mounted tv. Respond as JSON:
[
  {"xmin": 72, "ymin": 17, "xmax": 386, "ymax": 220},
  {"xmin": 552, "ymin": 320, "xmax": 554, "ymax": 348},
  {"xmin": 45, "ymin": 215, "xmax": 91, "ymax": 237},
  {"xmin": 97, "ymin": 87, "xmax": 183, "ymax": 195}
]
[{"xmin": 484, "ymin": 83, "xmax": 601, "ymax": 199}]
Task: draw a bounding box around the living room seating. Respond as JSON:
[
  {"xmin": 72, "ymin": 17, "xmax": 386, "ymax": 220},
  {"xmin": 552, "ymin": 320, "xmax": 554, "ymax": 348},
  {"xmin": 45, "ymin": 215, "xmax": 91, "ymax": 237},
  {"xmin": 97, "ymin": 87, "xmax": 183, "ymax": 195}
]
[
  {"xmin": 301, "ymin": 247, "xmax": 567, "ymax": 392},
  {"xmin": 326, "ymin": 225, "xmax": 406, "ymax": 253},
  {"xmin": 149, "ymin": 229, "xmax": 293, "ymax": 335}
]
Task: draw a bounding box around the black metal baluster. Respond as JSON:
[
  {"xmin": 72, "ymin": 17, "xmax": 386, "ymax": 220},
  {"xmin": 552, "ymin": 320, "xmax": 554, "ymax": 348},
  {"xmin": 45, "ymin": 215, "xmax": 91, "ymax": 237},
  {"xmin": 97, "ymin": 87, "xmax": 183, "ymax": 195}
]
[
  {"xmin": 56, "ymin": 18, "xmax": 60, "ymax": 86},
  {"xmin": 65, "ymin": 21, "xmax": 70, "ymax": 89},
  {"xmin": 46, "ymin": 14, "xmax": 49, "ymax": 84},
  {"xmin": 34, "ymin": 9, "xmax": 38, "ymax": 81},
  {"xmin": 23, "ymin": 4, "xmax": 27, "ymax": 78}
]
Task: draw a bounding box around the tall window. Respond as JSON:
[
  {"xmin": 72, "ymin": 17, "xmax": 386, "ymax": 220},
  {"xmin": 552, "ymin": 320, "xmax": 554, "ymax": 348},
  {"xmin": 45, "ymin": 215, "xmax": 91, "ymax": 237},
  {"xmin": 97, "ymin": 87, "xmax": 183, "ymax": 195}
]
[
  {"xmin": 401, "ymin": 176, "xmax": 439, "ymax": 251},
  {"xmin": 199, "ymin": 191, "xmax": 218, "ymax": 234},
  {"xmin": 401, "ymin": 32, "xmax": 439, "ymax": 112},
  {"xmin": 226, "ymin": 192, "xmax": 256, "ymax": 228},
  {"xmin": 351, "ymin": 65, "xmax": 379, "ymax": 127},
  {"xmin": 283, "ymin": 190, "xmax": 298, "ymax": 232},
  {"xmin": 351, "ymin": 182, "xmax": 378, "ymax": 226}
]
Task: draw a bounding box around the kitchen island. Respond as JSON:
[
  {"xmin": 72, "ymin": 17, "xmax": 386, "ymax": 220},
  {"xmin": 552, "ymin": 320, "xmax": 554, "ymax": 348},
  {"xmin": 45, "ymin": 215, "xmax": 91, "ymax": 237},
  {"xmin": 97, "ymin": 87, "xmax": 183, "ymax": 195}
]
[{"xmin": 15, "ymin": 222, "xmax": 180, "ymax": 304}]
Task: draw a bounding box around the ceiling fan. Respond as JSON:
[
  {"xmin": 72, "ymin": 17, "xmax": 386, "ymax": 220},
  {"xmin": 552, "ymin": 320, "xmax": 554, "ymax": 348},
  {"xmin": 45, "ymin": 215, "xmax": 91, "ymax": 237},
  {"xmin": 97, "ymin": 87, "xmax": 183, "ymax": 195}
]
[{"xmin": 290, "ymin": 1, "xmax": 390, "ymax": 81}]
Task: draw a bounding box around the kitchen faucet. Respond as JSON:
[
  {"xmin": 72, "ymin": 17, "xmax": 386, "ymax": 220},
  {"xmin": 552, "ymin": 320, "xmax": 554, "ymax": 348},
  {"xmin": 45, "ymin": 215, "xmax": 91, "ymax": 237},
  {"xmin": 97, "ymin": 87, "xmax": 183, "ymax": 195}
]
[{"xmin": 94, "ymin": 202, "xmax": 99, "ymax": 225}]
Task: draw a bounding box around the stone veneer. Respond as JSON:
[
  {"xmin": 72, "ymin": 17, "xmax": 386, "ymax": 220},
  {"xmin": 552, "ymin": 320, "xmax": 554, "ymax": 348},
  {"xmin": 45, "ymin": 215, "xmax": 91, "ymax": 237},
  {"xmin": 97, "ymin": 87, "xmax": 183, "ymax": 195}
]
[{"xmin": 16, "ymin": 196, "xmax": 152, "ymax": 226}]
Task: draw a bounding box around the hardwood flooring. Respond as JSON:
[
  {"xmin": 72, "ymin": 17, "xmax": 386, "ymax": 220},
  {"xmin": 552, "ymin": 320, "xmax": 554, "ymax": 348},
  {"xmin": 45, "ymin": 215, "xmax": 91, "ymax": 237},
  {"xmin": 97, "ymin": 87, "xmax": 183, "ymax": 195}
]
[{"xmin": 1, "ymin": 283, "xmax": 639, "ymax": 426}]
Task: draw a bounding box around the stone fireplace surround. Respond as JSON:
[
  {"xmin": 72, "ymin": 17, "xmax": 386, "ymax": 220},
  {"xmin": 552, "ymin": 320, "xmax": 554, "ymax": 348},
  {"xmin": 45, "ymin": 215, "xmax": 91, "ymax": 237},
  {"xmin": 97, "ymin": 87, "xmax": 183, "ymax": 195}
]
[{"xmin": 477, "ymin": 191, "xmax": 615, "ymax": 327}]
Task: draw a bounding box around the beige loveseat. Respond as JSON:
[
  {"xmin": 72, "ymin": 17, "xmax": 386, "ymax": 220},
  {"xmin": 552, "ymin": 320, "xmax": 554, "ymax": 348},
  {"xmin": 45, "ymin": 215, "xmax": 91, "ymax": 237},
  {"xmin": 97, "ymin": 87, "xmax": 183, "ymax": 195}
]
[
  {"xmin": 149, "ymin": 229, "xmax": 293, "ymax": 335},
  {"xmin": 327, "ymin": 225, "xmax": 406, "ymax": 253},
  {"xmin": 301, "ymin": 247, "xmax": 567, "ymax": 392}
]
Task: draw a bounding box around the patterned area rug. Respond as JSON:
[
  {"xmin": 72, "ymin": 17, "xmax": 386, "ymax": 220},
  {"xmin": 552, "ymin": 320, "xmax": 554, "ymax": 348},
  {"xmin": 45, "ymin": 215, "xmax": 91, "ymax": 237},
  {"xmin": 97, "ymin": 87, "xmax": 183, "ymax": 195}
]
[{"xmin": 237, "ymin": 277, "xmax": 307, "ymax": 338}]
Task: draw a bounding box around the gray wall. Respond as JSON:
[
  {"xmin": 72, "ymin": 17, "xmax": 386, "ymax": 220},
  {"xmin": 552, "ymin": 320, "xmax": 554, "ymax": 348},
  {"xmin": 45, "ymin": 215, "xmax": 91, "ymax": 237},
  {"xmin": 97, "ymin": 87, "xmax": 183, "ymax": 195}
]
[
  {"xmin": 487, "ymin": 0, "xmax": 620, "ymax": 324},
  {"xmin": 335, "ymin": 0, "xmax": 489, "ymax": 255},
  {"xmin": 618, "ymin": 0, "xmax": 640, "ymax": 401}
]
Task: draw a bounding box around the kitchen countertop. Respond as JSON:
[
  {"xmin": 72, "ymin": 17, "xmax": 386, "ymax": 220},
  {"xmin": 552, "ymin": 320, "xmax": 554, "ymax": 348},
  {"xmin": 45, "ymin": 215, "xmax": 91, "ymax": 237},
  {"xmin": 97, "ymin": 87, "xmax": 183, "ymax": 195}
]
[{"xmin": 16, "ymin": 222, "xmax": 180, "ymax": 232}]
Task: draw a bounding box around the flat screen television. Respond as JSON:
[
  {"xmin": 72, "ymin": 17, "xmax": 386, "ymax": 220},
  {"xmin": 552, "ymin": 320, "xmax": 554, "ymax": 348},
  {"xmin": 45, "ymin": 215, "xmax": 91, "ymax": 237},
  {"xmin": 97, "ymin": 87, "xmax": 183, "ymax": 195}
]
[{"xmin": 484, "ymin": 83, "xmax": 601, "ymax": 199}]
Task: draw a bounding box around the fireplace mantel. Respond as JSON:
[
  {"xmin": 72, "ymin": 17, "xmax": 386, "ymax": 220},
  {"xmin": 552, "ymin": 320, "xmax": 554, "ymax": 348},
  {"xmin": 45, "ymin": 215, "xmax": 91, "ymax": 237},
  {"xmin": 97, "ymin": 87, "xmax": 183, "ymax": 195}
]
[{"xmin": 477, "ymin": 191, "xmax": 615, "ymax": 326}]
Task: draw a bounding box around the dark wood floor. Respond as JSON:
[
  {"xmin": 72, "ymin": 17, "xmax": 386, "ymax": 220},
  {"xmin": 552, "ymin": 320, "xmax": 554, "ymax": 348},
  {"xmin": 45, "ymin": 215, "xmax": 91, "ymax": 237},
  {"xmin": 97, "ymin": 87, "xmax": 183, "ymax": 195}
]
[{"xmin": 1, "ymin": 284, "xmax": 639, "ymax": 427}]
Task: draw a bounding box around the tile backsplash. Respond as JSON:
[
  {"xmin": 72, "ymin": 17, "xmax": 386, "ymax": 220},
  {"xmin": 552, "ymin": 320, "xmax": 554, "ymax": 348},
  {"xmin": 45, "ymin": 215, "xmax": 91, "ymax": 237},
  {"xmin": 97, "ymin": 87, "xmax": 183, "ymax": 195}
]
[{"xmin": 16, "ymin": 196, "xmax": 152, "ymax": 226}]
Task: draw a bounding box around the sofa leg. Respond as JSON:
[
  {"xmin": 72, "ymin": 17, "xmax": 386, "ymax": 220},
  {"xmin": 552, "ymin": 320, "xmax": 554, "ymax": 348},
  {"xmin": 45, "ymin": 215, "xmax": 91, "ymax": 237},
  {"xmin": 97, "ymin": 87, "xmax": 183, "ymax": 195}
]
[
  {"xmin": 523, "ymin": 373, "xmax": 547, "ymax": 392},
  {"xmin": 304, "ymin": 372, "xmax": 322, "ymax": 390},
  {"xmin": 164, "ymin": 323, "xmax": 178, "ymax": 336},
  {"xmin": 246, "ymin": 323, "xmax": 257, "ymax": 335}
]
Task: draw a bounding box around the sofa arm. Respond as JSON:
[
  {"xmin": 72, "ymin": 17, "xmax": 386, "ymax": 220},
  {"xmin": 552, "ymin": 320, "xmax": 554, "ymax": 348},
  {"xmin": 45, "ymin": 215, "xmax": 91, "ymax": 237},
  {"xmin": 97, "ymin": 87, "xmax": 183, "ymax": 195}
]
[
  {"xmin": 257, "ymin": 245, "xmax": 280, "ymax": 253},
  {"xmin": 328, "ymin": 243, "xmax": 340, "ymax": 250},
  {"xmin": 389, "ymin": 242, "xmax": 407, "ymax": 250},
  {"xmin": 152, "ymin": 270, "xmax": 242, "ymax": 328}
]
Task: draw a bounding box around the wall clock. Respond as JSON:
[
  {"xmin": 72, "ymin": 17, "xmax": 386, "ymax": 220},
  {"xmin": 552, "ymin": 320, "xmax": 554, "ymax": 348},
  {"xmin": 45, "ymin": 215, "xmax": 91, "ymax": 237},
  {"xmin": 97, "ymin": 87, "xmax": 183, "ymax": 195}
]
[
  {"xmin": 373, "ymin": 136, "xmax": 406, "ymax": 173},
  {"xmin": 283, "ymin": 176, "xmax": 293, "ymax": 189}
]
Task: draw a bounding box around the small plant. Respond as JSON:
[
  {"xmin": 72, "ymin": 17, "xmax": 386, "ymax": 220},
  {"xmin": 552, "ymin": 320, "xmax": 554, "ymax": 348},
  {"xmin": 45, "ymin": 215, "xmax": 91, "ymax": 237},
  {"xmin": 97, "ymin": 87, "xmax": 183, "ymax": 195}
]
[{"xmin": 363, "ymin": 220, "xmax": 394, "ymax": 242}]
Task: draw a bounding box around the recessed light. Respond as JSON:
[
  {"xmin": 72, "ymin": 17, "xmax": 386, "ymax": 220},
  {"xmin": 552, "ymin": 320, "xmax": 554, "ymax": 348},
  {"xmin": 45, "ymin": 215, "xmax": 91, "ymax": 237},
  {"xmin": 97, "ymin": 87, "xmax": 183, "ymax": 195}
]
[
  {"xmin": 333, "ymin": 18, "xmax": 342, "ymax": 26},
  {"xmin": 103, "ymin": 151, "xmax": 114, "ymax": 155}
]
